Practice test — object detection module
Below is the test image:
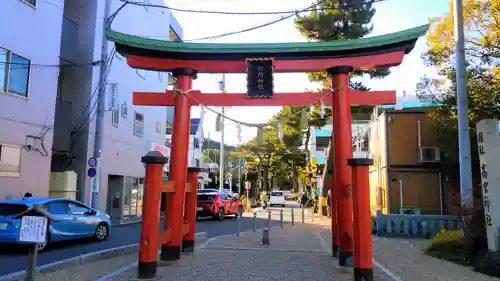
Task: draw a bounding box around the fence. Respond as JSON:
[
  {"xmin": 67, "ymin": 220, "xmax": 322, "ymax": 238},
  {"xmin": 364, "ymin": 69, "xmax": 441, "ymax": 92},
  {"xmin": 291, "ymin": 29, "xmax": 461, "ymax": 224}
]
[{"xmin": 375, "ymin": 210, "xmax": 462, "ymax": 238}]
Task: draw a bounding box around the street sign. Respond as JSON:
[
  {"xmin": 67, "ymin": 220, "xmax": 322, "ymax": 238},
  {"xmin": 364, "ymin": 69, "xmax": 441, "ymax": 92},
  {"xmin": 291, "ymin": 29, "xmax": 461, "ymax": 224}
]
[
  {"xmin": 19, "ymin": 216, "xmax": 48, "ymax": 243},
  {"xmin": 88, "ymin": 157, "xmax": 97, "ymax": 167},
  {"xmin": 87, "ymin": 167, "xmax": 97, "ymax": 177},
  {"xmin": 91, "ymin": 177, "xmax": 99, "ymax": 193}
]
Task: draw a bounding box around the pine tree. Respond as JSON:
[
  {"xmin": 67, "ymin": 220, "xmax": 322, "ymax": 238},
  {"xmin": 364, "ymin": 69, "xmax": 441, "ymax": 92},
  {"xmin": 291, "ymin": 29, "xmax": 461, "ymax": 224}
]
[{"xmin": 294, "ymin": 0, "xmax": 390, "ymax": 85}]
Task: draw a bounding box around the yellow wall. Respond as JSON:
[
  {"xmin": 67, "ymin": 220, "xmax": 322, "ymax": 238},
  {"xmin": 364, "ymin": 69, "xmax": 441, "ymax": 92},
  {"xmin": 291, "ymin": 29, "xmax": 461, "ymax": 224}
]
[{"xmin": 368, "ymin": 111, "xmax": 389, "ymax": 215}]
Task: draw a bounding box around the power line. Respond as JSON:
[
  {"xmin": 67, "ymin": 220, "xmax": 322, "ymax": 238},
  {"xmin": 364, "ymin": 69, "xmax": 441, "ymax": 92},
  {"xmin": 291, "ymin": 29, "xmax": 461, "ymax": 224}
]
[
  {"xmin": 70, "ymin": 47, "xmax": 117, "ymax": 136},
  {"xmin": 118, "ymin": 0, "xmax": 383, "ymax": 16},
  {"xmin": 0, "ymin": 61, "xmax": 100, "ymax": 69},
  {"xmin": 117, "ymin": 0, "xmax": 386, "ymax": 41},
  {"xmin": 183, "ymin": 0, "xmax": 330, "ymax": 42}
]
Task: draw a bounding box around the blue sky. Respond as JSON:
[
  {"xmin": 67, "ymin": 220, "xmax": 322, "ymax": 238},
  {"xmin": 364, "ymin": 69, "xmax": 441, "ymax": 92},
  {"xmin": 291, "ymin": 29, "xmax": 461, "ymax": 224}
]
[{"xmin": 166, "ymin": 0, "xmax": 450, "ymax": 145}]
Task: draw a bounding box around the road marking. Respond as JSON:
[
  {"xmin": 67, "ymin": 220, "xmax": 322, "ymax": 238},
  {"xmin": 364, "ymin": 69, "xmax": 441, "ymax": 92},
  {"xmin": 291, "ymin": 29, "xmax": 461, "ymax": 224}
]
[
  {"xmin": 372, "ymin": 259, "xmax": 403, "ymax": 281},
  {"xmin": 93, "ymin": 261, "xmax": 136, "ymax": 281},
  {"xmin": 315, "ymin": 231, "xmax": 330, "ymax": 253}
]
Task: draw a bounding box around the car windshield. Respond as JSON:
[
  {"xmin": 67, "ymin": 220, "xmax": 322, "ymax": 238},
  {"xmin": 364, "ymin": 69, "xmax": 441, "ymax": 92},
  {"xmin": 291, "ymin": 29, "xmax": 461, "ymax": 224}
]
[
  {"xmin": 197, "ymin": 194, "xmax": 217, "ymax": 201},
  {"xmin": 198, "ymin": 189, "xmax": 218, "ymax": 194},
  {"xmin": 0, "ymin": 203, "xmax": 29, "ymax": 216},
  {"xmin": 271, "ymin": 192, "xmax": 283, "ymax": 196}
]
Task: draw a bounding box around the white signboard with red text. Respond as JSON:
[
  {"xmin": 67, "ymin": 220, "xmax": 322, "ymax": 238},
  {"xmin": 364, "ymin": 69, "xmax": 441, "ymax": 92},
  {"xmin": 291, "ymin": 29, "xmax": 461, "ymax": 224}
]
[{"xmin": 150, "ymin": 142, "xmax": 170, "ymax": 173}]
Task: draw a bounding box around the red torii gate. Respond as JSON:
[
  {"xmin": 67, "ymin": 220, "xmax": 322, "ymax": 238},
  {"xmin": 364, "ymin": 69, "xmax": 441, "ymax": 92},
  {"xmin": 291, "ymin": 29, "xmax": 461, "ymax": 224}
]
[{"xmin": 106, "ymin": 24, "xmax": 428, "ymax": 280}]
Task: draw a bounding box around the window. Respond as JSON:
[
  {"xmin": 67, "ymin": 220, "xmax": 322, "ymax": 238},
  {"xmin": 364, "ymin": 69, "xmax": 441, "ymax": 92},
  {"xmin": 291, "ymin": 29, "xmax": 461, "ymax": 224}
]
[
  {"xmin": 169, "ymin": 27, "xmax": 182, "ymax": 42},
  {"xmin": 23, "ymin": 0, "xmax": 36, "ymax": 6},
  {"xmin": 158, "ymin": 72, "xmax": 164, "ymax": 82},
  {"xmin": 134, "ymin": 112, "xmax": 144, "ymax": 137},
  {"xmin": 68, "ymin": 202, "xmax": 90, "ymax": 215},
  {"xmin": 0, "ymin": 144, "xmax": 21, "ymax": 176},
  {"xmin": 121, "ymin": 102, "xmax": 128, "ymax": 118},
  {"xmin": 45, "ymin": 201, "xmax": 69, "ymax": 214},
  {"xmin": 0, "ymin": 47, "xmax": 30, "ymax": 97},
  {"xmin": 112, "ymin": 107, "xmax": 119, "ymax": 127}
]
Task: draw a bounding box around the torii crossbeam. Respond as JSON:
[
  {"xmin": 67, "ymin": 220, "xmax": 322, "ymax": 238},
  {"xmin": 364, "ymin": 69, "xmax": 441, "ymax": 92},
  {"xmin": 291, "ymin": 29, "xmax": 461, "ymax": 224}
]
[
  {"xmin": 105, "ymin": 23, "xmax": 429, "ymax": 280},
  {"xmin": 133, "ymin": 89, "xmax": 396, "ymax": 107}
]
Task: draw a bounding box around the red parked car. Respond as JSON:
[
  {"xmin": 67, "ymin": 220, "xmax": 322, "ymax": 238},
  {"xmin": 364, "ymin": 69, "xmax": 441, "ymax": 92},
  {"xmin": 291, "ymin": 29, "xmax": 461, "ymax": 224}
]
[{"xmin": 196, "ymin": 192, "xmax": 243, "ymax": 220}]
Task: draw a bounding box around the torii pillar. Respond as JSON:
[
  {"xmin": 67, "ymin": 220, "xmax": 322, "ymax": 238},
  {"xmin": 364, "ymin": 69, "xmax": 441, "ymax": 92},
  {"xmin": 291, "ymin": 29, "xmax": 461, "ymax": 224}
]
[{"xmin": 328, "ymin": 66, "xmax": 355, "ymax": 266}]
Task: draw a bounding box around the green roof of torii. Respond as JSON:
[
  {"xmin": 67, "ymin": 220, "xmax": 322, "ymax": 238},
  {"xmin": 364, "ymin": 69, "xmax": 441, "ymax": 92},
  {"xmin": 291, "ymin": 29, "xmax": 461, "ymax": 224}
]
[{"xmin": 106, "ymin": 24, "xmax": 428, "ymax": 60}]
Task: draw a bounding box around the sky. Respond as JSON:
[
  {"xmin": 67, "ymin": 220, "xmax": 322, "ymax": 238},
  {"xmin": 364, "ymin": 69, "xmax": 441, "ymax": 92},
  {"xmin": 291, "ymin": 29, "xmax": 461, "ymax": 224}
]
[{"xmin": 164, "ymin": 0, "xmax": 451, "ymax": 146}]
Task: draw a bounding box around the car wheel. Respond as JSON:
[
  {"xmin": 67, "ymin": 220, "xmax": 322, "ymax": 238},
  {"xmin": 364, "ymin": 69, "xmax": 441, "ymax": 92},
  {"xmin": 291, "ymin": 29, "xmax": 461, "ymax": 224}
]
[
  {"xmin": 236, "ymin": 207, "xmax": 243, "ymax": 218},
  {"xmin": 216, "ymin": 208, "xmax": 224, "ymax": 221},
  {"xmin": 94, "ymin": 223, "xmax": 109, "ymax": 241}
]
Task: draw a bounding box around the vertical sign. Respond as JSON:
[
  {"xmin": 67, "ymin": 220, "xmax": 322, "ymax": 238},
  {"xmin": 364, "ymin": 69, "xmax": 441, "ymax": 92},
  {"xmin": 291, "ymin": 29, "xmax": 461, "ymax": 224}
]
[
  {"xmin": 476, "ymin": 119, "xmax": 500, "ymax": 251},
  {"xmin": 246, "ymin": 58, "xmax": 274, "ymax": 98},
  {"xmin": 106, "ymin": 83, "xmax": 118, "ymax": 111}
]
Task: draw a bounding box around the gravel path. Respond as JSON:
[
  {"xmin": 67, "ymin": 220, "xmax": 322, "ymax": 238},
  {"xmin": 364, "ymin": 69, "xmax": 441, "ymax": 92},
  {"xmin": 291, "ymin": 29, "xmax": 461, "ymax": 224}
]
[{"xmin": 372, "ymin": 236, "xmax": 499, "ymax": 281}]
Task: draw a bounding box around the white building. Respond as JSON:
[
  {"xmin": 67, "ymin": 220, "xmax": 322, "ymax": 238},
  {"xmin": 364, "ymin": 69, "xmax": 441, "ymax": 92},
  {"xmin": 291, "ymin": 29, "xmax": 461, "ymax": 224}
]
[
  {"xmin": 0, "ymin": 0, "xmax": 185, "ymax": 224},
  {"xmin": 0, "ymin": 0, "xmax": 64, "ymax": 199}
]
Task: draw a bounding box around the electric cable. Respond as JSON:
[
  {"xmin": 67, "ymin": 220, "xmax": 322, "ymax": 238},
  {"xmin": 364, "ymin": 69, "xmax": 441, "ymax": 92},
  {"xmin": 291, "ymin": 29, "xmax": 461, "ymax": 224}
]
[
  {"xmin": 118, "ymin": 0, "xmax": 384, "ymax": 15},
  {"xmin": 70, "ymin": 47, "xmax": 117, "ymax": 136},
  {"xmin": 174, "ymin": 0, "xmax": 330, "ymax": 42},
  {"xmin": 0, "ymin": 61, "xmax": 100, "ymax": 69}
]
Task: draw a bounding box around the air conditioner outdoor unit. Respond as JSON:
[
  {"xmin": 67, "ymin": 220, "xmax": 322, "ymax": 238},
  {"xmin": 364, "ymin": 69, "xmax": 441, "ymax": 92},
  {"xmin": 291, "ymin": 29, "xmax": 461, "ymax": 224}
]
[{"xmin": 419, "ymin": 147, "xmax": 440, "ymax": 162}]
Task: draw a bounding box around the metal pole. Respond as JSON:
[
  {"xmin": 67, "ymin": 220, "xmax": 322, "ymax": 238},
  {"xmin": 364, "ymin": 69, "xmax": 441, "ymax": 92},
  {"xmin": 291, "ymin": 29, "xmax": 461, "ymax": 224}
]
[
  {"xmin": 91, "ymin": 0, "xmax": 112, "ymax": 209},
  {"xmin": 399, "ymin": 180, "xmax": 404, "ymax": 214},
  {"xmin": 25, "ymin": 243, "xmax": 38, "ymax": 281},
  {"xmin": 301, "ymin": 207, "xmax": 305, "ymax": 224},
  {"xmin": 238, "ymin": 157, "xmax": 242, "ymax": 196},
  {"xmin": 219, "ymin": 74, "xmax": 226, "ymax": 193},
  {"xmin": 453, "ymin": 0, "xmax": 473, "ymax": 213},
  {"xmin": 253, "ymin": 212, "xmax": 257, "ymax": 232},
  {"xmin": 291, "ymin": 208, "xmax": 295, "ymax": 226},
  {"xmin": 236, "ymin": 214, "xmax": 241, "ymax": 236},
  {"xmin": 267, "ymin": 210, "xmax": 272, "ymax": 229},
  {"xmin": 280, "ymin": 209, "xmax": 284, "ymax": 228}
]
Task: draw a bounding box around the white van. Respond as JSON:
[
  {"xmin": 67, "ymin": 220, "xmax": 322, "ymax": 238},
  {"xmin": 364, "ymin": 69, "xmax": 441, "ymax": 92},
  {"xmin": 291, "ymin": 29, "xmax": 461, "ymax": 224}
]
[{"xmin": 269, "ymin": 191, "xmax": 286, "ymax": 207}]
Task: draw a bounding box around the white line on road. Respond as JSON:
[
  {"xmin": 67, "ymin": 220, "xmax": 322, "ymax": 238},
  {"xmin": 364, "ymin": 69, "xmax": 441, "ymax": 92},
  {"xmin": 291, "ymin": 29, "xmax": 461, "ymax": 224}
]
[{"xmin": 372, "ymin": 259, "xmax": 404, "ymax": 281}]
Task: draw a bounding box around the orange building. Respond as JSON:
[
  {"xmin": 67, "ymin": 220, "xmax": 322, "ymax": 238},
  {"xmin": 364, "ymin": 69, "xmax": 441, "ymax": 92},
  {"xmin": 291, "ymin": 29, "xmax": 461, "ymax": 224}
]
[{"xmin": 368, "ymin": 101, "xmax": 453, "ymax": 215}]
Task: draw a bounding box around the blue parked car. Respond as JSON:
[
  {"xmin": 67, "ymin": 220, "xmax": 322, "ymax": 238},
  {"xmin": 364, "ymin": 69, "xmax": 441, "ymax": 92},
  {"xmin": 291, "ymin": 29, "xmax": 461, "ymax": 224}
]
[{"xmin": 0, "ymin": 197, "xmax": 111, "ymax": 251}]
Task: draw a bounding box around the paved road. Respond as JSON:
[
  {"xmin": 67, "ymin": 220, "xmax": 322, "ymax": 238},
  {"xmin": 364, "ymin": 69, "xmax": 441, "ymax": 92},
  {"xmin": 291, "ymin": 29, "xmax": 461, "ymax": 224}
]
[{"xmin": 0, "ymin": 214, "xmax": 284, "ymax": 276}]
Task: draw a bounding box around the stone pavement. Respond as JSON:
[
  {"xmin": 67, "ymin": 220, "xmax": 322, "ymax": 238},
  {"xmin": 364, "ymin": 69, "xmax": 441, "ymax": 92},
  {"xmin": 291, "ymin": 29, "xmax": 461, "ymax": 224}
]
[
  {"xmin": 17, "ymin": 224, "xmax": 393, "ymax": 281},
  {"xmin": 104, "ymin": 224, "xmax": 393, "ymax": 281}
]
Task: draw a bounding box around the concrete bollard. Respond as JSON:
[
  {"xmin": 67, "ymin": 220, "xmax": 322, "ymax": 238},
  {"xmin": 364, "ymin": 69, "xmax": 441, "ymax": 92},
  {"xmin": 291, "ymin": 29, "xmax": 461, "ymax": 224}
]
[
  {"xmin": 267, "ymin": 210, "xmax": 272, "ymax": 229},
  {"xmin": 280, "ymin": 209, "xmax": 284, "ymax": 228},
  {"xmin": 291, "ymin": 209, "xmax": 295, "ymax": 226},
  {"xmin": 301, "ymin": 207, "xmax": 305, "ymax": 224},
  {"xmin": 253, "ymin": 212, "xmax": 257, "ymax": 232},
  {"xmin": 261, "ymin": 228, "xmax": 271, "ymax": 245}
]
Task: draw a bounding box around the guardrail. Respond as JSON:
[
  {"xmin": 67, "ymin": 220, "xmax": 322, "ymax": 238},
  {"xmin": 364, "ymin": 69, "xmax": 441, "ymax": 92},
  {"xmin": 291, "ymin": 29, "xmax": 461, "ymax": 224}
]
[{"xmin": 375, "ymin": 210, "xmax": 462, "ymax": 238}]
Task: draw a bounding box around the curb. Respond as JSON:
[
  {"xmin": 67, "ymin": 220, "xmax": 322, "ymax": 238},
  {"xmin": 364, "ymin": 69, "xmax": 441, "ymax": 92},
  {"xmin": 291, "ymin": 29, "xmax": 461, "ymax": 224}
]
[{"xmin": 0, "ymin": 232, "xmax": 207, "ymax": 281}]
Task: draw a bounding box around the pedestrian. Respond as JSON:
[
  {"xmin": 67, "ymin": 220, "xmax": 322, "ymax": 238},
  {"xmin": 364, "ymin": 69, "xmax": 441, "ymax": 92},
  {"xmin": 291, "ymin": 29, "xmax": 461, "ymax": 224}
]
[
  {"xmin": 300, "ymin": 192, "xmax": 307, "ymax": 208},
  {"xmin": 327, "ymin": 190, "xmax": 332, "ymax": 217}
]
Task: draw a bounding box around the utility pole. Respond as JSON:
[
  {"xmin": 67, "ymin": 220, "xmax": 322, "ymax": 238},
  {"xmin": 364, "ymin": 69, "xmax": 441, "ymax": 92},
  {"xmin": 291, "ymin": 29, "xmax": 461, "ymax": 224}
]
[
  {"xmin": 218, "ymin": 74, "xmax": 226, "ymax": 193},
  {"xmin": 91, "ymin": 0, "xmax": 112, "ymax": 209},
  {"xmin": 237, "ymin": 124, "xmax": 242, "ymax": 195},
  {"xmin": 453, "ymin": 0, "xmax": 474, "ymax": 214}
]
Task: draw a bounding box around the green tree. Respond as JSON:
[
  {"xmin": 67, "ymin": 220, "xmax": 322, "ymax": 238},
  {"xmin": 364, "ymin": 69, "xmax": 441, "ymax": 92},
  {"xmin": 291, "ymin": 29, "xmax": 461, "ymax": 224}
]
[
  {"xmin": 294, "ymin": 0, "xmax": 390, "ymax": 87},
  {"xmin": 416, "ymin": 0, "xmax": 500, "ymax": 188}
]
